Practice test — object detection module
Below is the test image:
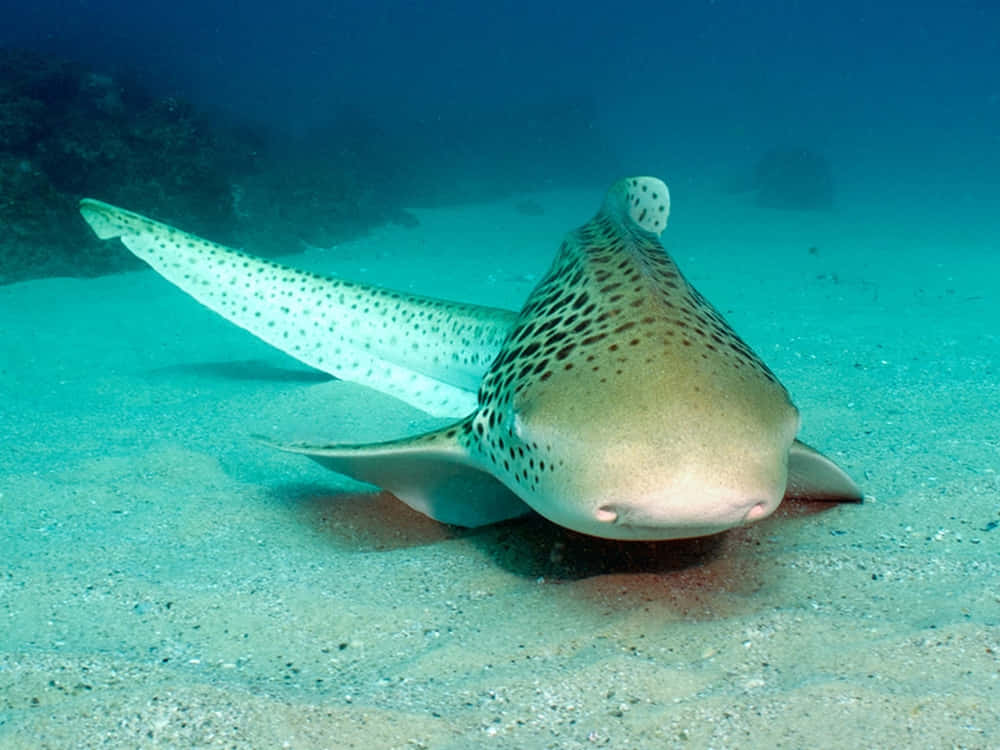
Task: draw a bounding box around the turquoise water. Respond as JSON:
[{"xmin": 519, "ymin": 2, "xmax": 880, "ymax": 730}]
[{"xmin": 2, "ymin": 2, "xmax": 998, "ymax": 747}]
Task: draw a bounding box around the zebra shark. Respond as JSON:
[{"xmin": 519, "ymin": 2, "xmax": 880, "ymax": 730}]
[{"xmin": 79, "ymin": 176, "xmax": 861, "ymax": 540}]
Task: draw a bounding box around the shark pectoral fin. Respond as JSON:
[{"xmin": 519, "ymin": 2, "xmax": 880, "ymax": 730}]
[
  {"xmin": 784, "ymin": 439, "xmax": 864, "ymax": 502},
  {"xmin": 256, "ymin": 423, "xmax": 532, "ymax": 528}
]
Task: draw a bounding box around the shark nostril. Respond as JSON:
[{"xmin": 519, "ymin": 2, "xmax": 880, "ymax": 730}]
[
  {"xmin": 743, "ymin": 501, "xmax": 772, "ymax": 523},
  {"xmin": 595, "ymin": 506, "xmax": 618, "ymax": 523}
]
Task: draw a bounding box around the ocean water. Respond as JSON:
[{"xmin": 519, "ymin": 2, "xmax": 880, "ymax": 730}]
[{"xmin": 2, "ymin": 2, "xmax": 998, "ymax": 748}]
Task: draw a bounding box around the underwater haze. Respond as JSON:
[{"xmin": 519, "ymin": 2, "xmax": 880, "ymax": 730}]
[
  {"xmin": 4, "ymin": 0, "xmax": 999, "ymax": 190},
  {"xmin": 2, "ymin": 1, "xmax": 999, "ymax": 748}
]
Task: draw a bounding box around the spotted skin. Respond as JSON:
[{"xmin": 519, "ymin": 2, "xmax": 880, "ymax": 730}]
[
  {"xmin": 82, "ymin": 178, "xmax": 861, "ymax": 539},
  {"xmin": 463, "ymin": 177, "xmax": 787, "ymax": 503},
  {"xmin": 80, "ymin": 198, "xmax": 514, "ymax": 417}
]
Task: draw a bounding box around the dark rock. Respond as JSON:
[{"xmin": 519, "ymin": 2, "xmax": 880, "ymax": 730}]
[
  {"xmin": 0, "ymin": 48, "xmax": 260, "ymax": 282},
  {"xmin": 0, "ymin": 154, "xmax": 103, "ymax": 283},
  {"xmin": 388, "ymin": 208, "xmax": 420, "ymax": 229},
  {"xmin": 515, "ymin": 199, "xmax": 544, "ymax": 217},
  {"xmin": 0, "ymin": 49, "xmax": 406, "ymax": 284},
  {"xmin": 753, "ymin": 146, "xmax": 834, "ymax": 211}
]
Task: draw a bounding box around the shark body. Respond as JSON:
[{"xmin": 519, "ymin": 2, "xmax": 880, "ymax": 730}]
[{"xmin": 80, "ymin": 176, "xmax": 861, "ymax": 540}]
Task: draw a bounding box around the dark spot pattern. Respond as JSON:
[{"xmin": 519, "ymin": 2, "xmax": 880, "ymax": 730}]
[
  {"xmin": 83, "ymin": 181, "xmax": 793, "ymax": 521},
  {"xmin": 456, "ymin": 176, "xmax": 787, "ymax": 497},
  {"xmin": 79, "ymin": 199, "xmax": 517, "ymax": 417}
]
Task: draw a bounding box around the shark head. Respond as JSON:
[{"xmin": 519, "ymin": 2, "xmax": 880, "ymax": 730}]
[{"xmin": 456, "ymin": 177, "xmax": 804, "ymax": 539}]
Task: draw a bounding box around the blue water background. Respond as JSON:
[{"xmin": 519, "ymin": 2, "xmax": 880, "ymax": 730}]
[{"xmin": 3, "ymin": 0, "xmax": 997, "ymax": 200}]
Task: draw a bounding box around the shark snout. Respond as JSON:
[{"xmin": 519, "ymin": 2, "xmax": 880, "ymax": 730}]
[{"xmin": 592, "ymin": 482, "xmax": 784, "ymax": 541}]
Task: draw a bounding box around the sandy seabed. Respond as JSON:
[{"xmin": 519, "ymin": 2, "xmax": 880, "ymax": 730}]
[{"xmin": 2, "ymin": 184, "xmax": 997, "ymax": 749}]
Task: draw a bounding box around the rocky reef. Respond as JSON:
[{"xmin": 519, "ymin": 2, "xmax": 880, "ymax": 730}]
[
  {"xmin": 0, "ymin": 48, "xmax": 622, "ymax": 285},
  {"xmin": 0, "ymin": 49, "xmax": 409, "ymax": 284}
]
